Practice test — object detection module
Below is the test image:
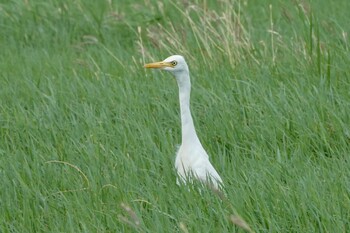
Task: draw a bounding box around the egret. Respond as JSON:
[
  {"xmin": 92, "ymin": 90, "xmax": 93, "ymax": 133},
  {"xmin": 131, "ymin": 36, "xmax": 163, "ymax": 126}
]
[{"xmin": 144, "ymin": 55, "xmax": 223, "ymax": 190}]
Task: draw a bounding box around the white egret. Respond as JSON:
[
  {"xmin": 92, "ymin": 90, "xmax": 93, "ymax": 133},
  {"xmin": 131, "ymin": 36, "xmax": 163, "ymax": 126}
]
[{"xmin": 144, "ymin": 55, "xmax": 223, "ymax": 190}]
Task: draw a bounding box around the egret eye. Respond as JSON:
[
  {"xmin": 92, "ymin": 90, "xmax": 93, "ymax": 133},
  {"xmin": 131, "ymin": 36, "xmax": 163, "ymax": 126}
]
[{"xmin": 171, "ymin": 60, "xmax": 178, "ymax": 66}]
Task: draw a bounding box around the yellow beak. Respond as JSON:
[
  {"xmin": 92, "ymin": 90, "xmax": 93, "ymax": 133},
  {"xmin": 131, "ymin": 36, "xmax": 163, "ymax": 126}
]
[{"xmin": 144, "ymin": 61, "xmax": 173, "ymax": 69}]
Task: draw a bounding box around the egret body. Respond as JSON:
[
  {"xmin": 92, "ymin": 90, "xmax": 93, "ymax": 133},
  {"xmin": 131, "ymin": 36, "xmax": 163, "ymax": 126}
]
[{"xmin": 144, "ymin": 55, "xmax": 223, "ymax": 190}]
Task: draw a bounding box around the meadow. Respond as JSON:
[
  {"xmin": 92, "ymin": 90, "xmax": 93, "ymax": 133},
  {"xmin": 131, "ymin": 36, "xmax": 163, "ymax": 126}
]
[{"xmin": 0, "ymin": 0, "xmax": 349, "ymax": 232}]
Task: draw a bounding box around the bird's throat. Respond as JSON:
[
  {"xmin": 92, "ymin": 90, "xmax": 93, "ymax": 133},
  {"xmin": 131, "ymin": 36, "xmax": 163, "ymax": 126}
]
[{"xmin": 177, "ymin": 74, "xmax": 200, "ymax": 146}]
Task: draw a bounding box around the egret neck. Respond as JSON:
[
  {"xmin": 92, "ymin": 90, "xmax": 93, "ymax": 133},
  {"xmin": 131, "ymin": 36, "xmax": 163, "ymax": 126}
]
[{"xmin": 174, "ymin": 70, "xmax": 200, "ymax": 147}]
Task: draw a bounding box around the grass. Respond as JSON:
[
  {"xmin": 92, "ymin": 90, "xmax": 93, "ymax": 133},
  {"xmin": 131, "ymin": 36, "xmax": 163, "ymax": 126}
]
[{"xmin": 0, "ymin": 0, "xmax": 349, "ymax": 232}]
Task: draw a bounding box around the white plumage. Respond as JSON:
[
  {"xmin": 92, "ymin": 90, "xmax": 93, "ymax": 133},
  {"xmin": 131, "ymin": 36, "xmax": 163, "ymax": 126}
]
[{"xmin": 144, "ymin": 55, "xmax": 223, "ymax": 190}]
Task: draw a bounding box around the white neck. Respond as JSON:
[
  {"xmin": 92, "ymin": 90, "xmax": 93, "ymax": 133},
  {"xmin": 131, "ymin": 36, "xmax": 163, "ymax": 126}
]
[{"xmin": 175, "ymin": 71, "xmax": 200, "ymax": 146}]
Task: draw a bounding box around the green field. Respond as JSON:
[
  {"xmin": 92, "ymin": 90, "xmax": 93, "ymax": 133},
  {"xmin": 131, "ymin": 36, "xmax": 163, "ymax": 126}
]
[{"xmin": 1, "ymin": 0, "xmax": 349, "ymax": 232}]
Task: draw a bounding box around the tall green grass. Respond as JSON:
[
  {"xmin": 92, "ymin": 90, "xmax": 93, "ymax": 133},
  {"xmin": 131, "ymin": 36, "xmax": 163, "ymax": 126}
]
[{"xmin": 0, "ymin": 0, "xmax": 349, "ymax": 232}]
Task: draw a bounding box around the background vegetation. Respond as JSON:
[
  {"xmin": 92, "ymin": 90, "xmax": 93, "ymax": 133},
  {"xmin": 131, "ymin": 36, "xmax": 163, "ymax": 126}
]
[{"xmin": 0, "ymin": 0, "xmax": 349, "ymax": 232}]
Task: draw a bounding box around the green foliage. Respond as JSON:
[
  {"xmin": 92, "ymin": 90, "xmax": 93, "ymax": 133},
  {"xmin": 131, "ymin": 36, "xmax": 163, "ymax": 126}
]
[{"xmin": 0, "ymin": 0, "xmax": 349, "ymax": 232}]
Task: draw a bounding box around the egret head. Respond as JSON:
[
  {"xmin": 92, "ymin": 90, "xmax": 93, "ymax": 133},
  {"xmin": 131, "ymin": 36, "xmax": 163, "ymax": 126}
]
[{"xmin": 144, "ymin": 55, "xmax": 189, "ymax": 75}]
